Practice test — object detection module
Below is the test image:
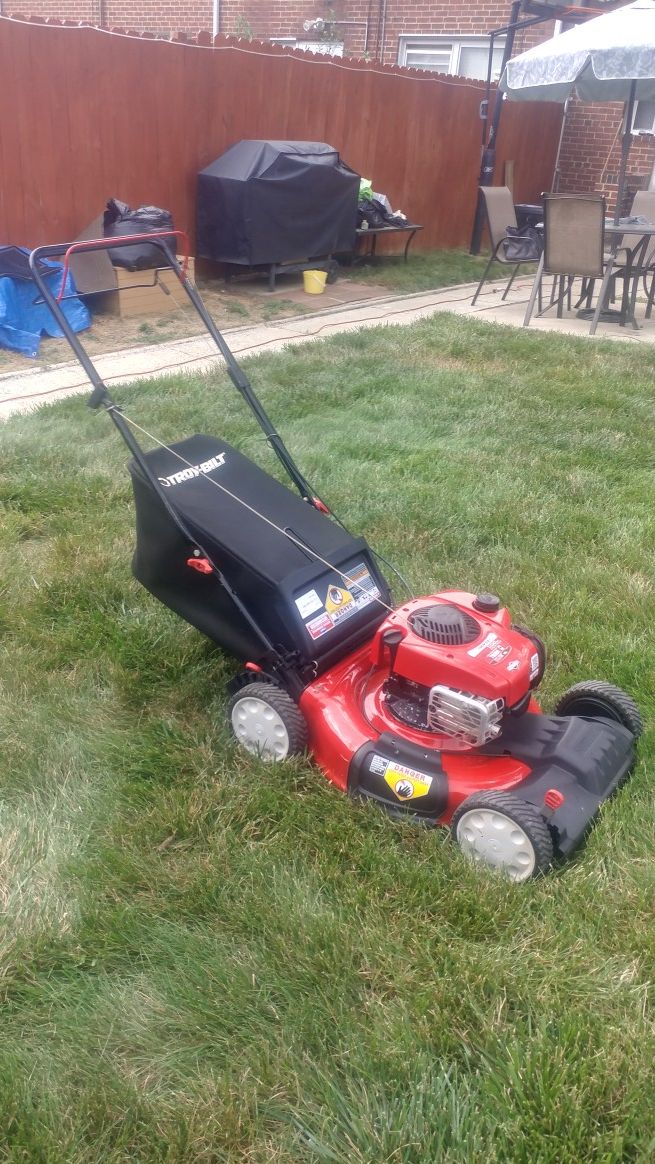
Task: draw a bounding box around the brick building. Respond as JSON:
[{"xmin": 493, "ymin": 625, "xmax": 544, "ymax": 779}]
[
  {"xmin": 12, "ymin": 0, "xmax": 655, "ymax": 212},
  {"xmin": 7, "ymin": 0, "xmax": 554, "ymax": 62}
]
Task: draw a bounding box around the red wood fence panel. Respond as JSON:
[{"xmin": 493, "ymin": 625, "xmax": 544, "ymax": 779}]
[{"xmin": 0, "ymin": 17, "xmax": 562, "ymax": 252}]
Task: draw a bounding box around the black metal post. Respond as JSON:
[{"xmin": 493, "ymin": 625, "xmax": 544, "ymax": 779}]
[
  {"xmin": 470, "ymin": 1, "xmax": 522, "ymax": 254},
  {"xmin": 469, "ymin": 4, "xmax": 570, "ymax": 254},
  {"xmin": 614, "ymin": 81, "xmax": 637, "ymax": 224}
]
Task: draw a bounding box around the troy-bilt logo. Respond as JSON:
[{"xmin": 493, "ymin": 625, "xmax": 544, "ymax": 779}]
[{"xmin": 158, "ymin": 452, "xmax": 225, "ymax": 487}]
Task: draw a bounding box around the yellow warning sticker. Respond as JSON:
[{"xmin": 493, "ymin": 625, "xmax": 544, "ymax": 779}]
[
  {"xmin": 383, "ymin": 764, "xmax": 433, "ymax": 801},
  {"xmin": 325, "ymin": 585, "xmax": 353, "ymax": 615}
]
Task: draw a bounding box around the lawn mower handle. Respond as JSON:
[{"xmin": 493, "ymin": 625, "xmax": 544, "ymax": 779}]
[
  {"xmin": 28, "ymin": 235, "xmax": 291, "ymax": 667},
  {"xmin": 29, "ymin": 234, "xmax": 189, "ymax": 410},
  {"xmin": 28, "ymin": 236, "xmax": 320, "ymax": 507},
  {"xmin": 53, "ymin": 231, "xmax": 191, "ymax": 304}
]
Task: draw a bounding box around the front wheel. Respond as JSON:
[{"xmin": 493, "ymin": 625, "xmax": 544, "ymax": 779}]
[
  {"xmin": 451, "ymin": 791, "xmax": 553, "ymax": 882},
  {"xmin": 228, "ymin": 682, "xmax": 308, "ymax": 762},
  {"xmin": 554, "ymin": 681, "xmax": 643, "ymax": 739}
]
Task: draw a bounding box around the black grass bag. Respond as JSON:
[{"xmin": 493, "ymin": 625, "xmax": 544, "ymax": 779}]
[{"xmin": 503, "ymin": 224, "xmax": 543, "ymax": 261}]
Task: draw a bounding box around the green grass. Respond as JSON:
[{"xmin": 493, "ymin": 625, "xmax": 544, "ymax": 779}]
[
  {"xmin": 221, "ymin": 300, "xmax": 251, "ymax": 319},
  {"xmin": 340, "ymin": 247, "xmax": 510, "ymax": 293},
  {"xmin": 136, "ymin": 321, "xmax": 175, "ymax": 344},
  {"xmin": 1, "ymin": 313, "xmax": 655, "ymax": 1162},
  {"xmin": 259, "ymin": 297, "xmax": 313, "ymax": 320}
]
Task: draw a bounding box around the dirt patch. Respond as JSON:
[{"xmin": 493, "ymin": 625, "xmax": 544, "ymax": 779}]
[{"xmin": 0, "ymin": 269, "xmax": 390, "ymax": 377}]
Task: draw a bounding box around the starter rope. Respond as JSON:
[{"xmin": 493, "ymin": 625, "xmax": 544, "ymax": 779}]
[{"xmin": 112, "ymin": 406, "xmax": 398, "ymax": 616}]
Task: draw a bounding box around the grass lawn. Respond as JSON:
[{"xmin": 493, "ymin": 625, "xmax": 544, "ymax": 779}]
[
  {"xmin": 1, "ymin": 313, "xmax": 654, "ymax": 1162},
  {"xmin": 339, "ymin": 247, "xmax": 500, "ymax": 294},
  {"xmin": 0, "ymin": 248, "xmax": 495, "ymax": 376}
]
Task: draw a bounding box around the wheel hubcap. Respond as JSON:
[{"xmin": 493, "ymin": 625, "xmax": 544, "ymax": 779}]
[
  {"xmin": 456, "ymin": 808, "xmax": 536, "ymax": 881},
  {"xmin": 567, "ymin": 697, "xmax": 619, "ymax": 721},
  {"xmin": 231, "ymin": 696, "xmax": 290, "ymax": 761}
]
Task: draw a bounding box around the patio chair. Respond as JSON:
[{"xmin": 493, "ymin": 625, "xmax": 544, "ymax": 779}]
[
  {"xmin": 471, "ymin": 186, "xmax": 542, "ymax": 307},
  {"xmin": 627, "ymin": 191, "xmax": 655, "ymax": 318},
  {"xmin": 590, "ymin": 191, "xmax": 655, "ymax": 332},
  {"xmin": 523, "ymin": 193, "xmax": 606, "ymax": 328},
  {"xmin": 607, "ymin": 190, "xmax": 655, "ymax": 279}
]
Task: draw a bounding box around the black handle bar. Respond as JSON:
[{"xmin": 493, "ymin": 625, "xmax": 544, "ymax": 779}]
[
  {"xmin": 28, "ymin": 234, "xmax": 320, "ymax": 506},
  {"xmin": 29, "ymin": 233, "xmax": 186, "ymax": 408}
]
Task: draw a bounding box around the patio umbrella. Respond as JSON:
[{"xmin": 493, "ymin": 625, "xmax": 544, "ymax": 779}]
[{"xmin": 499, "ymin": 0, "xmax": 655, "ymax": 221}]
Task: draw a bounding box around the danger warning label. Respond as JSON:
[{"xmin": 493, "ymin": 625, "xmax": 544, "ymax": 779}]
[{"xmin": 298, "ymin": 562, "xmax": 380, "ymax": 640}]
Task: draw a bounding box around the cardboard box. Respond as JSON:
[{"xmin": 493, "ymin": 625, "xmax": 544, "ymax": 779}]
[
  {"xmin": 112, "ymin": 259, "xmax": 194, "ymax": 318},
  {"xmin": 69, "ymin": 217, "xmax": 193, "ymax": 318}
]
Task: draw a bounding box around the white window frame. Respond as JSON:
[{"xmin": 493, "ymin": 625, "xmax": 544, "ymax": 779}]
[
  {"xmin": 397, "ymin": 35, "xmax": 506, "ymax": 81},
  {"xmin": 631, "ymin": 99, "xmax": 655, "ymax": 136}
]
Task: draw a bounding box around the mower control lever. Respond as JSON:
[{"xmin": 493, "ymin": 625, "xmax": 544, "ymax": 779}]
[{"xmin": 186, "ymin": 556, "xmax": 213, "ymax": 575}]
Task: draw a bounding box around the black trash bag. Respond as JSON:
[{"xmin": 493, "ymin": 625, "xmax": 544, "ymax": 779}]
[
  {"xmin": 358, "ymin": 197, "xmax": 410, "ymax": 230},
  {"xmin": 103, "ymin": 198, "xmax": 175, "ymax": 270},
  {"xmin": 357, "ymin": 198, "xmax": 388, "ymax": 229},
  {"xmin": 502, "ymin": 224, "xmax": 543, "ymax": 262}
]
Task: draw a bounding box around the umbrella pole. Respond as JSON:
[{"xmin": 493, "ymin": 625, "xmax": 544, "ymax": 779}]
[{"xmin": 614, "ymin": 80, "xmax": 637, "ymax": 225}]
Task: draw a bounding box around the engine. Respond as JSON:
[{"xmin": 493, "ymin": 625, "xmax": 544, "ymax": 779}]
[
  {"xmin": 373, "ymin": 591, "xmax": 545, "ymax": 746},
  {"xmin": 428, "ymin": 686, "xmax": 504, "ymax": 746}
]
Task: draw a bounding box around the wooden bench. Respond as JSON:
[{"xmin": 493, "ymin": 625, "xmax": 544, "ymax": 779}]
[{"xmin": 354, "ymin": 223, "xmax": 424, "ymax": 263}]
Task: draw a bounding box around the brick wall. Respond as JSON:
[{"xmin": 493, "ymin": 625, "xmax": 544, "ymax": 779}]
[
  {"xmin": 226, "ymin": 0, "xmax": 548, "ymax": 60},
  {"xmin": 10, "ymin": 0, "xmax": 96, "ymax": 16},
  {"xmin": 557, "ymin": 101, "xmax": 655, "ymax": 213},
  {"xmin": 9, "ymin": 0, "xmax": 547, "ymax": 54}
]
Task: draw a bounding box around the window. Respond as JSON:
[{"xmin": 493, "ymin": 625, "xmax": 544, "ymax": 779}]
[
  {"xmin": 632, "ymin": 100, "xmax": 655, "ymax": 136},
  {"xmin": 397, "ymin": 35, "xmax": 506, "ymax": 81}
]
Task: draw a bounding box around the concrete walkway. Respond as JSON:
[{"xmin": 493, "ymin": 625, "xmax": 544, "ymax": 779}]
[{"xmin": 3, "ymin": 273, "xmax": 655, "ymax": 420}]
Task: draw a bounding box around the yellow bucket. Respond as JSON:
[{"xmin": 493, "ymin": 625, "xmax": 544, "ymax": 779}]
[{"xmin": 303, "ymin": 269, "xmax": 327, "ymax": 295}]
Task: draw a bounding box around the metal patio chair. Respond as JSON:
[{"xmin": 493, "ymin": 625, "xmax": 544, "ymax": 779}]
[
  {"xmin": 590, "ymin": 192, "xmax": 655, "ymax": 333},
  {"xmin": 471, "ymin": 186, "xmax": 542, "ymax": 307},
  {"xmin": 523, "ymin": 193, "xmax": 606, "ymax": 327},
  {"xmin": 625, "ymin": 191, "xmax": 655, "ymax": 318}
]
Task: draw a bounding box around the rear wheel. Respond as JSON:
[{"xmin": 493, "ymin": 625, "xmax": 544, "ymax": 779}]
[
  {"xmin": 452, "ymin": 791, "xmax": 553, "ymax": 882},
  {"xmin": 554, "ymin": 681, "xmax": 643, "ymax": 739},
  {"xmin": 228, "ymin": 682, "xmax": 308, "ymax": 762}
]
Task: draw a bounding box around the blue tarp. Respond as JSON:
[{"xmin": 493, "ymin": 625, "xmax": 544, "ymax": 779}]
[{"xmin": 0, "ymin": 249, "xmax": 91, "ymax": 358}]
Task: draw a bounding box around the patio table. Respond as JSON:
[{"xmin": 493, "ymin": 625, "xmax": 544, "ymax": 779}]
[
  {"xmin": 514, "ymin": 202, "xmax": 543, "ymax": 230},
  {"xmin": 588, "ymin": 221, "xmax": 655, "ymax": 334}
]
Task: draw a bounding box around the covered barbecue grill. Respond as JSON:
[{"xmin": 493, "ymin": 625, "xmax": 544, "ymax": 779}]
[{"xmin": 196, "ymin": 140, "xmax": 360, "ymax": 269}]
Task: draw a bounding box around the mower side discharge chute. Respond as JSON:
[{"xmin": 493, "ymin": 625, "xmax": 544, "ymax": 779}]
[{"xmin": 478, "ymin": 711, "xmax": 635, "ymax": 856}]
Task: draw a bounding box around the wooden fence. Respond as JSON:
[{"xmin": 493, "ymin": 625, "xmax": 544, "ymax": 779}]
[{"xmin": 0, "ymin": 16, "xmax": 562, "ymax": 253}]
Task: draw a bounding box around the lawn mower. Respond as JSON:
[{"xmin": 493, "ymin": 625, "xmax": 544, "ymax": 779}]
[{"xmin": 30, "ymin": 234, "xmax": 643, "ymax": 882}]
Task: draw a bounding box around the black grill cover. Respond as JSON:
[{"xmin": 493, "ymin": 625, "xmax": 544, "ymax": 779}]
[{"xmin": 196, "ymin": 140, "xmax": 360, "ymax": 266}]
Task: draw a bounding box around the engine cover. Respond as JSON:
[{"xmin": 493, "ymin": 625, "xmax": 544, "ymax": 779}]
[{"xmin": 371, "ymin": 591, "xmax": 542, "ymax": 709}]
